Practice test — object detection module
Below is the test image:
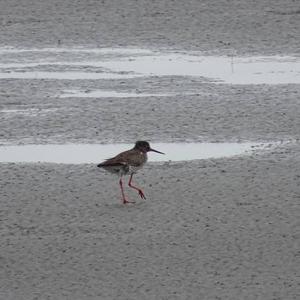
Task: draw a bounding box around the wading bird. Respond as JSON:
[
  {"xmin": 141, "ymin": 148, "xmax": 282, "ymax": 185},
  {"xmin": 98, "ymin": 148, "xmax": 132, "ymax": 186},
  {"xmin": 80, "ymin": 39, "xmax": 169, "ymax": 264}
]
[{"xmin": 97, "ymin": 141, "xmax": 164, "ymax": 204}]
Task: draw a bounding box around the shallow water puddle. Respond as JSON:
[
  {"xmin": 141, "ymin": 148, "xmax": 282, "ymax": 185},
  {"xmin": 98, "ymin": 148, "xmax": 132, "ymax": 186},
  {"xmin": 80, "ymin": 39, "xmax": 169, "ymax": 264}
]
[
  {"xmin": 59, "ymin": 89, "xmax": 169, "ymax": 98},
  {"xmin": 0, "ymin": 142, "xmax": 272, "ymax": 164},
  {"xmin": 96, "ymin": 54, "xmax": 300, "ymax": 85},
  {"xmin": 0, "ymin": 71, "xmax": 139, "ymax": 80},
  {"xmin": 0, "ymin": 47, "xmax": 154, "ymax": 55},
  {"xmin": 0, "ymin": 47, "xmax": 299, "ymax": 84}
]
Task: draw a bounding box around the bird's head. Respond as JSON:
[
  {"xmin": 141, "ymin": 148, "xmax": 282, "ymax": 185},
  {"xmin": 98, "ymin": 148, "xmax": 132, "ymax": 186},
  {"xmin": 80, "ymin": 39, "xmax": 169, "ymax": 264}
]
[{"xmin": 134, "ymin": 141, "xmax": 164, "ymax": 154}]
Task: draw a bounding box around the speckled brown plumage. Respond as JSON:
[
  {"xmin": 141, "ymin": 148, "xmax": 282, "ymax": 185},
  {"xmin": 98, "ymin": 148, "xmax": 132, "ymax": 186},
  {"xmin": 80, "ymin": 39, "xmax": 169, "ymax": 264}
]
[{"xmin": 97, "ymin": 141, "xmax": 164, "ymax": 204}]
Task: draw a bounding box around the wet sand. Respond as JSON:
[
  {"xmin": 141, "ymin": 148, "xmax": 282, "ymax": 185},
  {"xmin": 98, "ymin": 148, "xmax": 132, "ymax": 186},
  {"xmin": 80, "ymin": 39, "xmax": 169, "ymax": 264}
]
[
  {"xmin": 1, "ymin": 0, "xmax": 300, "ymax": 55},
  {"xmin": 0, "ymin": 0, "xmax": 300, "ymax": 299},
  {"xmin": 1, "ymin": 143, "xmax": 299, "ymax": 299}
]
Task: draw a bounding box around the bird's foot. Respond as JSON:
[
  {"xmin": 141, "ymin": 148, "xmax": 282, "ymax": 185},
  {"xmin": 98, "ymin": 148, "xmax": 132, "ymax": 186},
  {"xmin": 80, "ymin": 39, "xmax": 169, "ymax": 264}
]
[
  {"xmin": 138, "ymin": 190, "xmax": 146, "ymax": 200},
  {"xmin": 123, "ymin": 199, "xmax": 136, "ymax": 204}
]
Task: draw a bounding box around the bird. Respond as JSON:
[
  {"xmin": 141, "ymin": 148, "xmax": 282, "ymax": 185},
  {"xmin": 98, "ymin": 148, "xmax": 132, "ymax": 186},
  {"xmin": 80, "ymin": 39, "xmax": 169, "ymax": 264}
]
[{"xmin": 97, "ymin": 141, "xmax": 164, "ymax": 204}]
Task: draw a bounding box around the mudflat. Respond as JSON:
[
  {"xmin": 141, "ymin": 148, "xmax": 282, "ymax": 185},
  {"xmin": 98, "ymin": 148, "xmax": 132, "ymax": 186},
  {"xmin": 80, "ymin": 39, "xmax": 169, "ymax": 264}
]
[{"xmin": 0, "ymin": 0, "xmax": 299, "ymax": 299}]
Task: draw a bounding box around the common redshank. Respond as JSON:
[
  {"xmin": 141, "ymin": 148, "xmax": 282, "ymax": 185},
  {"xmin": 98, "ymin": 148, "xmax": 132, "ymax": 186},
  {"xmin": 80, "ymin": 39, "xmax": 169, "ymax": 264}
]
[{"xmin": 97, "ymin": 141, "xmax": 164, "ymax": 204}]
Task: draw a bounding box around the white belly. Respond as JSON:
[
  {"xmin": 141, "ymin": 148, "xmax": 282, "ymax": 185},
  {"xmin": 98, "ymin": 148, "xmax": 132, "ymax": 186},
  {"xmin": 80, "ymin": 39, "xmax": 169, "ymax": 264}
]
[{"xmin": 129, "ymin": 164, "xmax": 143, "ymax": 174}]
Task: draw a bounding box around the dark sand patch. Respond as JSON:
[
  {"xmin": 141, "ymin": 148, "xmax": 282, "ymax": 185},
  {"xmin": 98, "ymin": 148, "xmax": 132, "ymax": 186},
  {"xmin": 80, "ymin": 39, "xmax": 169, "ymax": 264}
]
[
  {"xmin": 1, "ymin": 79, "xmax": 300, "ymax": 145},
  {"xmin": 0, "ymin": 0, "xmax": 300, "ymax": 55}
]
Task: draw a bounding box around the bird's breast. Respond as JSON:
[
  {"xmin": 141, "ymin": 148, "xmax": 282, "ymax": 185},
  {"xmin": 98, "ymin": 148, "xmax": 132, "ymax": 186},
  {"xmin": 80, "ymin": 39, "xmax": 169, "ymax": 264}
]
[{"xmin": 129, "ymin": 152, "xmax": 147, "ymax": 173}]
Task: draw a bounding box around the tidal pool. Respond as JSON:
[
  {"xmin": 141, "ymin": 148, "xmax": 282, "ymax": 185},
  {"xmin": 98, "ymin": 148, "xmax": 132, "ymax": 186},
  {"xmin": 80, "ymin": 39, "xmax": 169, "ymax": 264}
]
[
  {"xmin": 0, "ymin": 142, "xmax": 272, "ymax": 164},
  {"xmin": 0, "ymin": 47, "xmax": 299, "ymax": 84}
]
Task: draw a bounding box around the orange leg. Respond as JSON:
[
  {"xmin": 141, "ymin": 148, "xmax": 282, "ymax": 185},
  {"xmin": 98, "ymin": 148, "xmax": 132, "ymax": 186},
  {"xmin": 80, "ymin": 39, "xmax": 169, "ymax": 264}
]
[
  {"xmin": 119, "ymin": 178, "xmax": 135, "ymax": 204},
  {"xmin": 128, "ymin": 174, "xmax": 146, "ymax": 199}
]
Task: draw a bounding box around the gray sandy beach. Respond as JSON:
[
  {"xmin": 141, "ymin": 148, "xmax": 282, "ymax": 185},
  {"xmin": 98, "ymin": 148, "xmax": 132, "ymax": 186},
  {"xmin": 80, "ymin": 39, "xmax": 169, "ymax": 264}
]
[{"xmin": 0, "ymin": 0, "xmax": 300, "ymax": 299}]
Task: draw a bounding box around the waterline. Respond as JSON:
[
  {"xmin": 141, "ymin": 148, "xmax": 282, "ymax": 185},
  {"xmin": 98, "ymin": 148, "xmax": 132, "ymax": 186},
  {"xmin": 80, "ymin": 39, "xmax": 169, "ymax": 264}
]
[{"xmin": 0, "ymin": 142, "xmax": 274, "ymax": 164}]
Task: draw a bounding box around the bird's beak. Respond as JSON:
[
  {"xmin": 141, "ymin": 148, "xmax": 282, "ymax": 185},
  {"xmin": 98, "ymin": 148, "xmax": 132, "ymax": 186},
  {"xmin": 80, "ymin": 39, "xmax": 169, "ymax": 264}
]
[{"xmin": 150, "ymin": 148, "xmax": 165, "ymax": 154}]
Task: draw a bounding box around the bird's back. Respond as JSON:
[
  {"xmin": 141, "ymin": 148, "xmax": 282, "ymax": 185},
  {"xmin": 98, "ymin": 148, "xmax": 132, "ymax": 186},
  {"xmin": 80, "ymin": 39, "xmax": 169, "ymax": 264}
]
[{"xmin": 98, "ymin": 148, "xmax": 147, "ymax": 175}]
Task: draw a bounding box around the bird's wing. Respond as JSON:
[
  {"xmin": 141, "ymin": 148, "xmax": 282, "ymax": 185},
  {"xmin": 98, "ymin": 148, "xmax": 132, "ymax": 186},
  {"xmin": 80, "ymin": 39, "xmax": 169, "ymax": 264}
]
[
  {"xmin": 97, "ymin": 150, "xmax": 130, "ymax": 167},
  {"xmin": 97, "ymin": 161, "xmax": 126, "ymax": 168},
  {"xmin": 116, "ymin": 150, "xmax": 145, "ymax": 167},
  {"xmin": 98, "ymin": 149, "xmax": 143, "ymax": 167}
]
